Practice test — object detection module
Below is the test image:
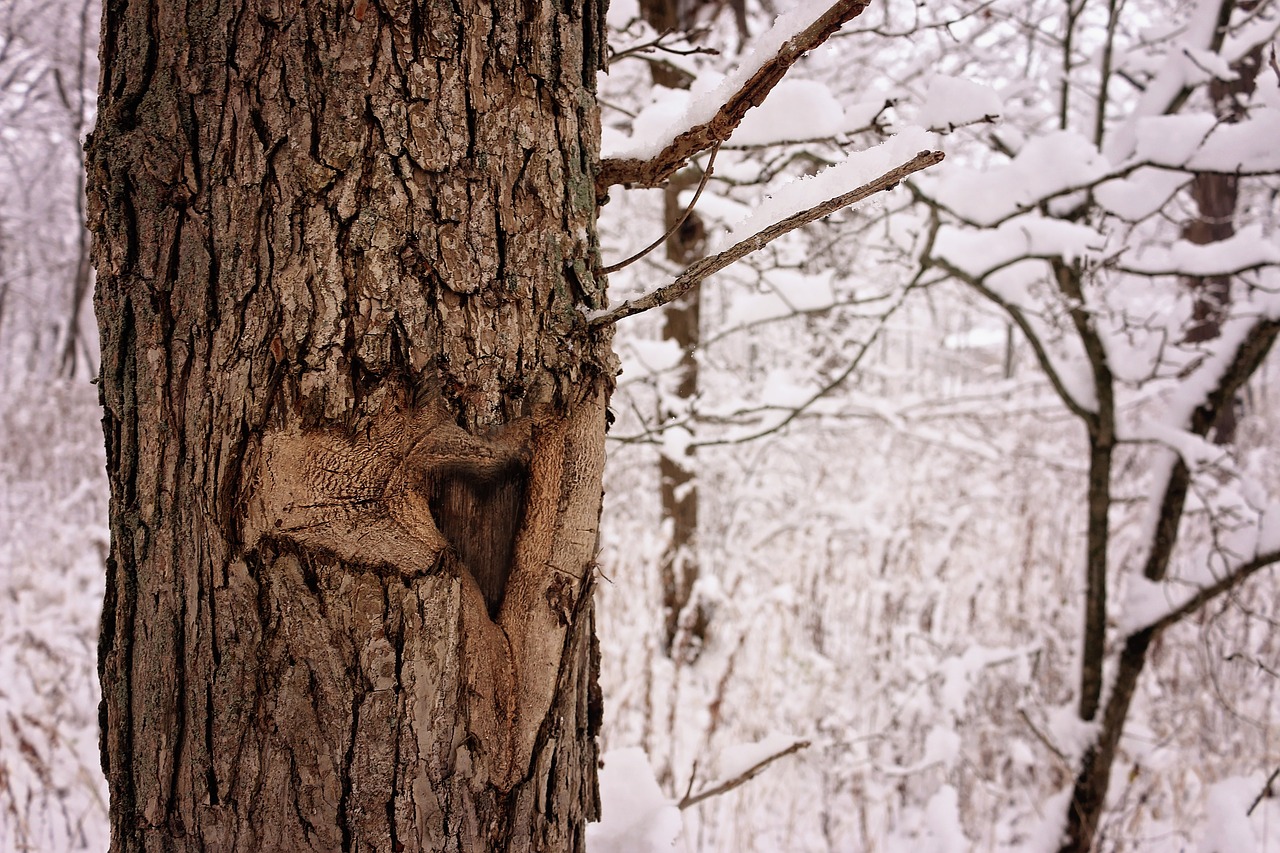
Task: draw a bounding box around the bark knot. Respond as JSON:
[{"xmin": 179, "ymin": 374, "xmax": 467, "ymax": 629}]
[{"xmin": 245, "ymin": 398, "xmax": 530, "ymax": 614}]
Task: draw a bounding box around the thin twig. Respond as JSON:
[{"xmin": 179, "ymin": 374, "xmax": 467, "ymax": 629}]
[
  {"xmin": 677, "ymin": 739, "xmax": 811, "ymax": 810},
  {"xmin": 681, "ymin": 761, "xmax": 699, "ymax": 804},
  {"xmin": 1017, "ymin": 707, "xmax": 1072, "ymax": 769},
  {"xmin": 929, "ymin": 253, "xmax": 1096, "ymax": 423},
  {"xmin": 1247, "ymin": 765, "xmax": 1280, "ymax": 816},
  {"xmin": 1137, "ymin": 549, "xmax": 1280, "ymax": 637},
  {"xmin": 689, "ymin": 272, "xmax": 923, "ymax": 448},
  {"xmin": 590, "ymin": 149, "xmax": 944, "ymax": 327},
  {"xmin": 601, "ymin": 144, "xmax": 721, "ymax": 275}
]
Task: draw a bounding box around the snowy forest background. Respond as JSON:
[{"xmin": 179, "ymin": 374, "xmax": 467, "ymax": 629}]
[{"xmin": 3, "ymin": 0, "xmax": 1280, "ymax": 850}]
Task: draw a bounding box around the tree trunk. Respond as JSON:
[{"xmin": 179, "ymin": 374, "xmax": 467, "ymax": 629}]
[
  {"xmin": 657, "ymin": 169, "xmax": 708, "ymax": 664},
  {"xmin": 1059, "ymin": 28, "xmax": 1267, "ymax": 853},
  {"xmin": 634, "ymin": 0, "xmax": 710, "ymax": 665},
  {"xmin": 87, "ymin": 1, "xmax": 612, "ymax": 850},
  {"xmin": 54, "ymin": 0, "xmax": 98, "ymax": 380},
  {"xmin": 1180, "ymin": 36, "xmax": 1262, "ymax": 443}
]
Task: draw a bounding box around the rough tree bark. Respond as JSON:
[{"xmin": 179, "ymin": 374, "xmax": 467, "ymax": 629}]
[{"xmin": 88, "ymin": 0, "xmax": 613, "ymax": 850}]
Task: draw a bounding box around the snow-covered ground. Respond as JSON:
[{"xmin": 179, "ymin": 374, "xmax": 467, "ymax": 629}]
[{"xmin": 0, "ymin": 379, "xmax": 109, "ymax": 851}]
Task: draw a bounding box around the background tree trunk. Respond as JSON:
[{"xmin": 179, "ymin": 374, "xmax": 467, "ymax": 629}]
[
  {"xmin": 88, "ymin": 1, "xmax": 612, "ymax": 850},
  {"xmin": 1180, "ymin": 35, "xmax": 1263, "ymax": 444},
  {"xmin": 635, "ymin": 0, "xmax": 712, "ymax": 667},
  {"xmin": 657, "ymin": 169, "xmax": 708, "ymax": 664}
]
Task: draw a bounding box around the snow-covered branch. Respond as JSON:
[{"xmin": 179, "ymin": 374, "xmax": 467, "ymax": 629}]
[
  {"xmin": 598, "ymin": 0, "xmax": 871, "ymax": 193},
  {"xmin": 911, "ymin": 113, "xmax": 1280, "ymax": 233}
]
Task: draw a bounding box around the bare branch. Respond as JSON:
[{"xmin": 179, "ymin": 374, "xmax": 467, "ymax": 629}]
[
  {"xmin": 1138, "ymin": 549, "xmax": 1280, "ymax": 637},
  {"xmin": 928, "ymin": 255, "xmax": 1097, "ymax": 422},
  {"xmin": 598, "ymin": 0, "xmax": 872, "ymax": 193},
  {"xmin": 590, "ymin": 149, "xmax": 944, "ymax": 327},
  {"xmin": 1017, "ymin": 707, "xmax": 1072, "ymax": 769},
  {"xmin": 601, "ymin": 144, "xmax": 720, "ymax": 275},
  {"xmin": 690, "ymin": 277, "xmax": 918, "ymax": 448},
  {"xmin": 1248, "ymin": 765, "xmax": 1280, "ymax": 816},
  {"xmin": 677, "ymin": 739, "xmax": 811, "ymax": 810}
]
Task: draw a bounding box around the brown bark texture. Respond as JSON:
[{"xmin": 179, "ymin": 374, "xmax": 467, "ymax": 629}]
[{"xmin": 87, "ymin": 0, "xmax": 614, "ymax": 850}]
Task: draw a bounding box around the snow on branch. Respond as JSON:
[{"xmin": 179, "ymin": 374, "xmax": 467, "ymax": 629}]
[
  {"xmin": 598, "ymin": 0, "xmax": 871, "ymax": 193},
  {"xmin": 914, "ymin": 116, "xmax": 1280, "ymax": 231},
  {"xmin": 1115, "ymin": 224, "xmax": 1280, "ymax": 277},
  {"xmin": 1104, "ymin": 1, "xmax": 1280, "ymax": 163},
  {"xmin": 590, "ymin": 144, "xmax": 944, "ymax": 327}
]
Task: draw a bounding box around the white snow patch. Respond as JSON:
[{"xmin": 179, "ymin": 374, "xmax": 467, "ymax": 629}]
[
  {"xmin": 587, "ymin": 748, "xmax": 684, "ymax": 853},
  {"xmin": 933, "ymin": 216, "xmax": 1106, "ymax": 278},
  {"xmin": 1122, "ymin": 224, "xmax": 1280, "ymax": 276},
  {"xmin": 1094, "ymin": 168, "xmax": 1191, "ymax": 221},
  {"xmin": 1120, "ymin": 574, "xmax": 1172, "ymax": 634},
  {"xmin": 1130, "ymin": 109, "xmax": 1280, "ymax": 173},
  {"xmin": 723, "ymin": 269, "xmax": 838, "ymax": 327},
  {"xmin": 660, "ymin": 425, "xmax": 694, "ymax": 460},
  {"xmin": 916, "ymin": 75, "xmax": 1002, "ymax": 131},
  {"xmin": 1105, "ymin": 0, "xmax": 1228, "ymax": 161},
  {"xmin": 922, "ymin": 785, "xmax": 970, "ymax": 853},
  {"xmin": 1197, "ymin": 775, "xmax": 1261, "ymax": 853},
  {"xmin": 1259, "ymin": 502, "xmax": 1280, "ymax": 557},
  {"xmin": 922, "ymin": 725, "xmax": 962, "ymax": 768},
  {"xmin": 714, "ymin": 733, "xmax": 807, "ymax": 782},
  {"xmin": 618, "ymin": 337, "xmax": 685, "ymax": 379},
  {"xmin": 729, "ymin": 79, "xmax": 846, "ymax": 146},
  {"xmin": 1026, "ymin": 788, "xmax": 1074, "ymax": 852},
  {"xmin": 758, "ymin": 369, "xmax": 814, "ymax": 408},
  {"xmin": 606, "ymin": 0, "xmax": 639, "ymax": 28},
  {"xmin": 1045, "ymin": 703, "xmax": 1098, "ymax": 762},
  {"xmin": 923, "ymin": 130, "xmax": 1110, "ymax": 225},
  {"xmin": 883, "ymin": 785, "xmax": 972, "ymax": 853}
]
